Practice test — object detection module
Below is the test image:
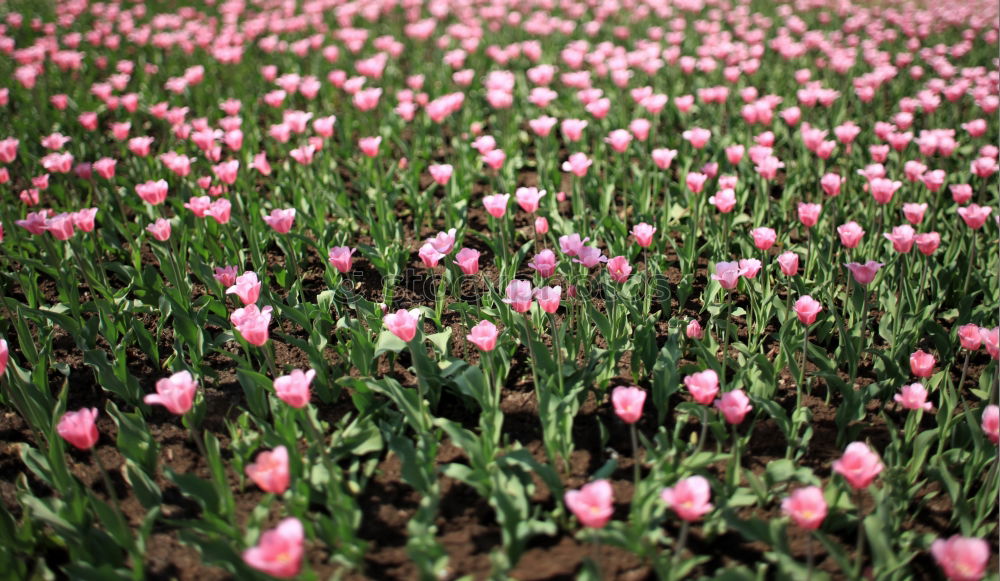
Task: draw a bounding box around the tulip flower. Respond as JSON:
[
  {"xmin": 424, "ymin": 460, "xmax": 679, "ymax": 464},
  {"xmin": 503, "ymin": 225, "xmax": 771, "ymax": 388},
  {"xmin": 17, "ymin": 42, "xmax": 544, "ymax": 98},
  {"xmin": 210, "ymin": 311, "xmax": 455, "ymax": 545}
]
[
  {"xmin": 750, "ymin": 227, "xmax": 776, "ymax": 250},
  {"xmin": 884, "ymin": 225, "xmax": 916, "ymax": 253},
  {"xmin": 909, "ymin": 349, "xmax": 935, "ymax": 378},
  {"xmin": 612, "ymin": 386, "xmax": 646, "ymax": 425},
  {"xmin": 631, "ymin": 223, "xmax": 656, "ymax": 248},
  {"xmin": 528, "ymin": 249, "xmax": 557, "ymax": 278},
  {"xmin": 262, "ymin": 208, "xmax": 296, "ymax": 233},
  {"xmin": 245, "ymin": 446, "xmax": 290, "ymax": 494},
  {"xmin": 606, "ymin": 256, "xmax": 631, "ymax": 283},
  {"xmin": 981, "ymin": 327, "xmax": 999, "ymax": 360},
  {"xmin": 231, "ymin": 304, "xmax": 273, "ymax": 346},
  {"xmin": 782, "ymin": 486, "xmax": 828, "ymax": 530},
  {"xmin": 894, "ymin": 383, "xmax": 933, "ymax": 412},
  {"xmin": 573, "ymin": 246, "xmax": 607, "ymax": 268},
  {"xmin": 453, "ymin": 248, "xmax": 480, "ymax": 274},
  {"xmin": 226, "ymin": 271, "xmax": 261, "ymax": 305},
  {"xmin": 0, "ymin": 338, "xmax": 7, "ymax": 376},
  {"xmin": 146, "ymin": 218, "xmax": 172, "ymax": 241},
  {"xmin": 328, "ymin": 246, "xmax": 356, "ymax": 274},
  {"xmin": 274, "ymin": 369, "xmax": 315, "ymax": 408},
  {"xmin": 558, "ymin": 234, "xmax": 589, "ymax": 256},
  {"xmin": 515, "ymin": 187, "xmax": 546, "ymax": 213},
  {"xmin": 533, "ymin": 286, "xmax": 561, "ymax": 313},
  {"xmin": 714, "ymin": 389, "xmax": 753, "ymax": 424},
  {"xmin": 564, "ymin": 480, "xmax": 614, "ymax": 528},
  {"xmin": 777, "ymin": 252, "xmax": 799, "ymax": 276},
  {"xmin": 243, "ymin": 518, "xmax": 304, "ymax": 579},
  {"xmin": 684, "ymin": 370, "xmax": 719, "ymax": 405},
  {"xmin": 483, "ymin": 194, "xmax": 510, "ymax": 218},
  {"xmin": 711, "ymin": 261, "xmax": 744, "ymax": 290},
  {"xmin": 57, "ymin": 408, "xmax": 100, "ymax": 450},
  {"xmin": 793, "ymin": 296, "xmax": 822, "ymax": 325},
  {"xmin": 427, "ymin": 229, "xmax": 457, "ymax": 254},
  {"xmin": 466, "ymin": 321, "xmax": 499, "ymax": 352},
  {"xmin": 837, "ymin": 222, "xmax": 865, "ymax": 249},
  {"xmin": 931, "ymin": 536, "xmax": 989, "ymax": 581},
  {"xmin": 145, "ymin": 371, "xmax": 198, "ymax": 415},
  {"xmin": 561, "ymin": 152, "xmax": 592, "ymax": 177},
  {"xmin": 418, "ymin": 242, "xmax": 445, "ymax": 268},
  {"xmin": 429, "ymin": 164, "xmax": 453, "ymax": 185},
  {"xmin": 981, "ymin": 405, "xmax": 999, "ymax": 445},
  {"xmin": 686, "ymin": 320, "xmax": 704, "ymax": 339},
  {"xmin": 833, "ymin": 442, "xmax": 883, "ymax": 489},
  {"xmin": 797, "ymin": 203, "xmax": 821, "ymax": 227},
  {"xmin": 661, "ymin": 476, "xmax": 713, "ymax": 522},
  {"xmin": 383, "ymin": 308, "xmax": 421, "ymax": 342}
]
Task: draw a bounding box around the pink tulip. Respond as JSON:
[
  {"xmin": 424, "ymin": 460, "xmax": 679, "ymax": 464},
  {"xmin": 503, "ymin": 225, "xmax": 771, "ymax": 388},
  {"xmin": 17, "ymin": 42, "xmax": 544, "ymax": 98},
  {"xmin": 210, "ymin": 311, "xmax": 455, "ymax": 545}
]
[
  {"xmin": 685, "ymin": 172, "xmax": 708, "ymax": 194},
  {"xmin": 661, "ymin": 476, "xmax": 713, "ymax": 522},
  {"xmin": 958, "ymin": 324, "xmax": 983, "ymax": 350},
  {"xmin": 931, "ymin": 535, "xmax": 989, "ymax": 581},
  {"xmin": 561, "ymin": 119, "xmax": 588, "ymax": 142},
  {"xmin": 950, "ymin": 184, "xmax": 973, "ymax": 205},
  {"xmin": 226, "ymin": 272, "xmax": 261, "ymax": 305},
  {"xmin": 604, "ymin": 129, "xmax": 632, "ymax": 153},
  {"xmin": 606, "ymin": 256, "xmax": 631, "ymax": 283},
  {"xmin": 503, "ymin": 280, "xmax": 534, "ymax": 313},
  {"xmin": 534, "ymin": 217, "xmax": 549, "ymax": 234},
  {"xmin": 214, "ymin": 266, "xmax": 238, "ymax": 287},
  {"xmin": 558, "ymin": 234, "xmax": 589, "ymax": 256},
  {"xmin": 777, "ymin": 252, "xmax": 799, "ymax": 276},
  {"xmin": 483, "ymin": 194, "xmax": 510, "ymax": 218},
  {"xmin": 686, "ymin": 320, "xmax": 704, "ymax": 339},
  {"xmin": 263, "ymin": 208, "xmax": 296, "ymax": 234},
  {"xmin": 884, "ymin": 225, "xmax": 916, "ymax": 253},
  {"xmin": 146, "ymin": 218, "xmax": 172, "ymax": 241},
  {"xmin": 534, "ymin": 286, "xmax": 562, "ymax": 313},
  {"xmin": 418, "ymin": 242, "xmax": 445, "ymax": 267},
  {"xmin": 957, "ymin": 204, "xmax": 993, "ymax": 230},
  {"xmin": 572, "ymin": 246, "xmax": 606, "ymax": 268},
  {"xmin": 682, "ymin": 127, "xmax": 711, "ymax": 149},
  {"xmin": 837, "ymin": 222, "xmax": 865, "ymax": 249},
  {"xmin": 631, "ymin": 223, "xmax": 656, "ymax": 248},
  {"xmin": 684, "ymin": 370, "xmax": 720, "ymax": 405},
  {"xmin": 358, "ymin": 136, "xmax": 381, "ymax": 157},
  {"xmin": 273, "ymin": 369, "xmax": 315, "ymax": 408},
  {"xmin": 564, "ymin": 480, "xmax": 614, "ymax": 528},
  {"xmin": 750, "ymin": 227, "xmax": 776, "ymax": 250},
  {"xmin": 453, "ymin": 248, "xmax": 480, "ymax": 274},
  {"xmin": 869, "ymin": 178, "xmax": 902, "ymax": 205},
  {"xmin": 93, "ymin": 158, "xmax": 117, "ymax": 180},
  {"xmin": 980, "ymin": 327, "xmax": 999, "ymax": 359},
  {"xmin": 914, "ymin": 233, "xmax": 941, "ymax": 256},
  {"xmin": 832, "ymin": 442, "xmax": 884, "ymax": 489},
  {"xmin": 712, "ymin": 261, "xmax": 744, "ymax": 290},
  {"xmin": 482, "ymin": 149, "xmax": 506, "ymax": 170},
  {"xmin": 894, "ymin": 383, "xmax": 933, "ymax": 412},
  {"xmin": 231, "ymin": 304, "xmax": 273, "ymax": 346},
  {"xmin": 328, "ymin": 246, "xmax": 356, "ymax": 274},
  {"xmin": 528, "ymin": 250, "xmax": 557, "ymax": 278},
  {"xmin": 246, "ymin": 446, "xmax": 290, "ymax": 494},
  {"xmin": 205, "ymin": 199, "xmax": 232, "ymax": 224},
  {"xmin": 820, "ymin": 173, "xmax": 843, "ymax": 197},
  {"xmin": 515, "ymin": 187, "xmax": 546, "ymax": 214},
  {"xmin": 981, "ymin": 405, "xmax": 999, "ymax": 445},
  {"xmin": 0, "ymin": 339, "xmax": 7, "ymax": 376},
  {"xmin": 145, "ymin": 371, "xmax": 197, "ymax": 415},
  {"xmin": 57, "ymin": 408, "xmax": 99, "ymax": 450},
  {"xmin": 845, "ymin": 261, "xmax": 883, "ymax": 285},
  {"xmin": 562, "ymin": 152, "xmax": 592, "ymax": 177},
  {"xmin": 243, "ymin": 518, "xmax": 304, "ymax": 579},
  {"xmin": 739, "ymin": 259, "xmax": 762, "ymax": 279},
  {"xmin": 797, "ymin": 203, "xmax": 821, "ymax": 228},
  {"xmin": 136, "ymin": 180, "xmax": 169, "ymax": 205},
  {"xmin": 909, "ymin": 349, "xmax": 935, "ymax": 378},
  {"xmin": 383, "ymin": 309, "xmax": 421, "ymax": 342},
  {"xmin": 781, "ymin": 486, "xmax": 828, "ymax": 530},
  {"xmin": 793, "ymin": 296, "xmax": 822, "ymax": 325},
  {"xmin": 902, "ymin": 203, "xmax": 928, "ymax": 225},
  {"xmin": 45, "ymin": 214, "xmax": 75, "ymax": 241},
  {"xmin": 708, "ymin": 189, "xmax": 737, "ymax": 213},
  {"xmin": 429, "ymin": 164, "xmax": 453, "ymax": 185},
  {"xmin": 466, "ymin": 321, "xmax": 499, "ymax": 352},
  {"xmin": 611, "ymin": 386, "xmax": 646, "ymax": 424},
  {"xmin": 714, "ymin": 389, "xmax": 753, "ymax": 424},
  {"xmin": 72, "ymin": 209, "xmax": 98, "ymax": 232},
  {"xmin": 652, "ymin": 148, "xmax": 678, "ymax": 170}
]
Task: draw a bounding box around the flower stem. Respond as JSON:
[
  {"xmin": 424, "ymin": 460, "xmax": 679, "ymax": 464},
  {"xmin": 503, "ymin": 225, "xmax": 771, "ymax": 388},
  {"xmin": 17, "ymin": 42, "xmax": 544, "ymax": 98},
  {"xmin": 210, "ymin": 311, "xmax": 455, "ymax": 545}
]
[
  {"xmin": 853, "ymin": 489, "xmax": 866, "ymax": 579},
  {"xmin": 630, "ymin": 423, "xmax": 640, "ymax": 485}
]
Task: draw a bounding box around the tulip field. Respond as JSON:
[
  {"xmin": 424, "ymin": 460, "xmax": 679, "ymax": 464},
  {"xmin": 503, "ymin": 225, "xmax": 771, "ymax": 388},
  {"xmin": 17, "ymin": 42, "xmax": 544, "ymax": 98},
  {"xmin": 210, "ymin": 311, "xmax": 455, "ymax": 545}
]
[{"xmin": 1, "ymin": 0, "xmax": 1000, "ymax": 578}]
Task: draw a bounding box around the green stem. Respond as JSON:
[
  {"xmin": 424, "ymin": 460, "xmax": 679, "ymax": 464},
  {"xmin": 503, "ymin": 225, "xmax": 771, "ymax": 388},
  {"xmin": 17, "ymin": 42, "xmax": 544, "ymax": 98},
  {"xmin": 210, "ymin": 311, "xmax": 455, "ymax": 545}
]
[
  {"xmin": 853, "ymin": 489, "xmax": 866, "ymax": 579},
  {"xmin": 630, "ymin": 423, "xmax": 640, "ymax": 485}
]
